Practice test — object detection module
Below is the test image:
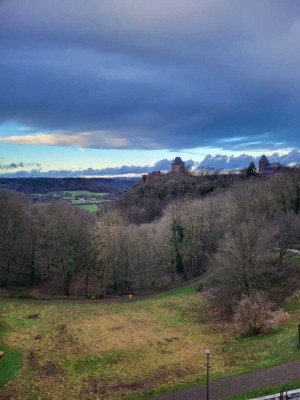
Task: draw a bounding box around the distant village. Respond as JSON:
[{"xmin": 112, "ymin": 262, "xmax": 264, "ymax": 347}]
[{"xmin": 141, "ymin": 154, "xmax": 290, "ymax": 182}]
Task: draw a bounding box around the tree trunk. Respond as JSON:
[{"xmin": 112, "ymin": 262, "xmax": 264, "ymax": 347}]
[
  {"xmin": 30, "ymin": 237, "xmax": 36, "ymax": 285},
  {"xmin": 85, "ymin": 264, "xmax": 90, "ymax": 297},
  {"xmin": 5, "ymin": 259, "xmax": 10, "ymax": 288}
]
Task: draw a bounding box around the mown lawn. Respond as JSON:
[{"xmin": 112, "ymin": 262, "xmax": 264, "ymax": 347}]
[{"xmin": 0, "ymin": 286, "xmax": 299, "ymax": 400}]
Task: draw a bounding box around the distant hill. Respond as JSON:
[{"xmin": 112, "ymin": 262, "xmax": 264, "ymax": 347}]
[
  {"xmin": 114, "ymin": 172, "xmax": 240, "ymax": 223},
  {"xmin": 0, "ymin": 177, "xmax": 138, "ymax": 195}
]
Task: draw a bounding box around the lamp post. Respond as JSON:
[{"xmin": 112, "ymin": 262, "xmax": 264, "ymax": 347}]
[{"xmin": 204, "ymin": 349, "xmax": 210, "ymax": 400}]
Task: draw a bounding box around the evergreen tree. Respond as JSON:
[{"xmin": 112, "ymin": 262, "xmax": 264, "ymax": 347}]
[
  {"xmin": 245, "ymin": 161, "xmax": 257, "ymax": 177},
  {"xmin": 170, "ymin": 218, "xmax": 186, "ymax": 279}
]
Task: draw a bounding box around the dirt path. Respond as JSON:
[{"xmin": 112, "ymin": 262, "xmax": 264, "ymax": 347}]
[{"xmin": 153, "ymin": 360, "xmax": 300, "ymax": 400}]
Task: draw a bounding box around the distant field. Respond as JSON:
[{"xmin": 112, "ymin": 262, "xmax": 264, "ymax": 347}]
[
  {"xmin": 62, "ymin": 190, "xmax": 108, "ymax": 197},
  {"xmin": 70, "ymin": 198, "xmax": 105, "ymax": 204},
  {"xmin": 63, "ymin": 191, "xmax": 109, "ymax": 212},
  {"xmin": 78, "ymin": 204, "xmax": 99, "ymax": 212},
  {"xmin": 1, "ymin": 285, "xmax": 300, "ymax": 400},
  {"xmin": 37, "ymin": 190, "xmax": 110, "ymax": 212}
]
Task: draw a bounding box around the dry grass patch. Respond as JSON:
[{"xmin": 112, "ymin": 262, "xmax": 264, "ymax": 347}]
[
  {"xmin": 0, "ymin": 295, "xmax": 220, "ymax": 399},
  {"xmin": 0, "ymin": 289, "xmax": 299, "ymax": 399}
]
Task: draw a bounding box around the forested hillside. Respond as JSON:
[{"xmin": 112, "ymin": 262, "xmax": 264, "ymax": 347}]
[
  {"xmin": 113, "ymin": 172, "xmax": 240, "ymax": 223},
  {"xmin": 1, "ymin": 170, "xmax": 300, "ymax": 312},
  {"xmin": 0, "ymin": 177, "xmax": 137, "ymax": 194}
]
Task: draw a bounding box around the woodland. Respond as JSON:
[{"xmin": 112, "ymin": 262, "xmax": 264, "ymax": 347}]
[
  {"xmin": 1, "ymin": 170, "xmax": 300, "ymax": 315},
  {"xmin": 1, "ymin": 170, "xmax": 300, "ymax": 399}
]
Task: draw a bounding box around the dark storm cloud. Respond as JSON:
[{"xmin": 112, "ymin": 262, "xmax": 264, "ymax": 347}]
[{"xmin": 1, "ymin": 0, "xmax": 300, "ymax": 150}]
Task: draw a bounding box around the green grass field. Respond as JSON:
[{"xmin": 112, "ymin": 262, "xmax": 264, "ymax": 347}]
[
  {"xmin": 69, "ymin": 199, "xmax": 101, "ymax": 205},
  {"xmin": 78, "ymin": 204, "xmax": 99, "ymax": 212},
  {"xmin": 0, "ymin": 340, "xmax": 22, "ymax": 389},
  {"xmin": 0, "ymin": 286, "xmax": 299, "ymax": 399},
  {"xmin": 60, "ymin": 191, "xmax": 109, "ymax": 212}
]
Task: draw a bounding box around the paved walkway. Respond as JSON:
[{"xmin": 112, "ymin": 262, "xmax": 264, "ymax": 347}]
[{"xmin": 153, "ymin": 361, "xmax": 300, "ymax": 400}]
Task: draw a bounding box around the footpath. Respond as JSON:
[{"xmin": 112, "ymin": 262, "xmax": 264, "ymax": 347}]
[{"xmin": 153, "ymin": 360, "xmax": 300, "ymax": 400}]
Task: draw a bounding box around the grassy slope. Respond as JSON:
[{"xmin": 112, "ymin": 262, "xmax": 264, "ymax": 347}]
[
  {"xmin": 221, "ymin": 286, "xmax": 300, "ymax": 400},
  {"xmin": 0, "ymin": 283, "xmax": 299, "ymax": 400},
  {"xmin": 0, "ymin": 340, "xmax": 22, "ymax": 389}
]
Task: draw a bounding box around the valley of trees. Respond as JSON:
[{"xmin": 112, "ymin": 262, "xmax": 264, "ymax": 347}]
[{"xmin": 1, "ymin": 170, "xmax": 300, "ymax": 319}]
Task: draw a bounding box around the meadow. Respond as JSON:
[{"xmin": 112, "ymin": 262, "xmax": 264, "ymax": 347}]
[
  {"xmin": 1, "ymin": 284, "xmax": 300, "ymax": 400},
  {"xmin": 39, "ymin": 190, "xmax": 110, "ymax": 212},
  {"xmin": 62, "ymin": 190, "xmax": 109, "ymax": 212}
]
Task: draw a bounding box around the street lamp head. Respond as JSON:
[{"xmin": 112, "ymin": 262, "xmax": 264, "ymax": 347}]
[{"xmin": 205, "ymin": 349, "xmax": 210, "ymax": 355}]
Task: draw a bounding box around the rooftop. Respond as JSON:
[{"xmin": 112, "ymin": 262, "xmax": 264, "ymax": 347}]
[
  {"xmin": 172, "ymin": 157, "xmax": 184, "ymax": 165},
  {"xmin": 259, "ymin": 155, "xmax": 269, "ymax": 163}
]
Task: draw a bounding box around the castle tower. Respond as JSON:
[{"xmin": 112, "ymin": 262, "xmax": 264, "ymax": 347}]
[
  {"xmin": 171, "ymin": 157, "xmax": 185, "ymax": 173},
  {"xmin": 259, "ymin": 155, "xmax": 269, "ymax": 173}
]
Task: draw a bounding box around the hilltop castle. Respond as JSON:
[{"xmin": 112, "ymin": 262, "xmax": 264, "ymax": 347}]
[
  {"xmin": 258, "ymin": 155, "xmax": 285, "ymax": 175},
  {"xmin": 142, "ymin": 157, "xmax": 186, "ymax": 182}
]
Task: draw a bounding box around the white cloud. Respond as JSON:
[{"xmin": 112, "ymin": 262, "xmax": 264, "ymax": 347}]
[{"xmin": 0, "ymin": 131, "xmax": 130, "ymax": 149}]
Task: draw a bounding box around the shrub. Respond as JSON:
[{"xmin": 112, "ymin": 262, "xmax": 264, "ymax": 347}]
[
  {"xmin": 0, "ymin": 289, "xmax": 11, "ymax": 298},
  {"xmin": 233, "ymin": 291, "xmax": 290, "ymax": 335},
  {"xmin": 15, "ymin": 290, "xmax": 33, "ymax": 299}
]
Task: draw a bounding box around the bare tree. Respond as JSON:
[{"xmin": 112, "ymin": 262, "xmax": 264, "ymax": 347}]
[
  {"xmin": 94, "ymin": 209, "xmax": 126, "ymax": 294},
  {"xmin": 210, "ymin": 214, "xmax": 276, "ymax": 313},
  {"xmin": 270, "ymin": 213, "xmax": 300, "ymax": 267},
  {"xmin": 0, "ymin": 191, "xmax": 32, "ymax": 287},
  {"xmin": 44, "ymin": 202, "xmax": 94, "ymax": 296},
  {"xmin": 163, "ymin": 197, "xmax": 225, "ymax": 280}
]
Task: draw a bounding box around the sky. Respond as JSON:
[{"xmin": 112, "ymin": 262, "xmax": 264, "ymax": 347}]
[{"xmin": 1, "ymin": 0, "xmax": 300, "ymax": 177}]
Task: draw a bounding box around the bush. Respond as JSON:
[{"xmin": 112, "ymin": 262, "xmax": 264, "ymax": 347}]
[
  {"xmin": 14, "ymin": 290, "xmax": 33, "ymax": 299},
  {"xmin": 233, "ymin": 291, "xmax": 290, "ymax": 335},
  {"xmin": 0, "ymin": 289, "xmax": 11, "ymax": 298}
]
